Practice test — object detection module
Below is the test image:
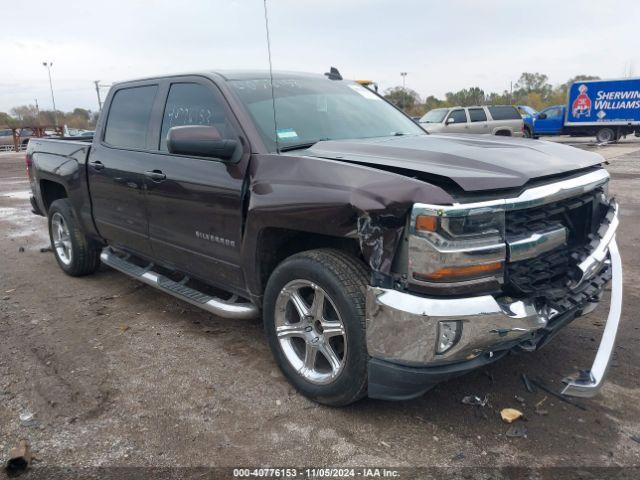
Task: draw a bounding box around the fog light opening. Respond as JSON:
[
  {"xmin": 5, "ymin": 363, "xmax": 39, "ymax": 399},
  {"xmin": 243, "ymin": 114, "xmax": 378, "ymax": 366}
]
[{"xmin": 437, "ymin": 320, "xmax": 462, "ymax": 354}]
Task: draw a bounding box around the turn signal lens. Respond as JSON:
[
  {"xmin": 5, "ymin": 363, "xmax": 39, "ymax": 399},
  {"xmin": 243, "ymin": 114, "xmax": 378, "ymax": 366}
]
[
  {"xmin": 416, "ymin": 215, "xmax": 438, "ymax": 232},
  {"xmin": 414, "ymin": 262, "xmax": 503, "ymax": 282}
]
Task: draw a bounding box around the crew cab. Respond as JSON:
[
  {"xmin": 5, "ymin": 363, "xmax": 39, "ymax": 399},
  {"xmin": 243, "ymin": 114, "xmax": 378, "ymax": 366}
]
[{"xmin": 27, "ymin": 70, "xmax": 622, "ymax": 405}]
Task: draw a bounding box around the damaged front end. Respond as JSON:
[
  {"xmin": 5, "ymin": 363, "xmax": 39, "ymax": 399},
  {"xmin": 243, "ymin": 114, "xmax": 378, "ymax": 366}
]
[{"xmin": 366, "ymin": 169, "xmax": 623, "ymax": 400}]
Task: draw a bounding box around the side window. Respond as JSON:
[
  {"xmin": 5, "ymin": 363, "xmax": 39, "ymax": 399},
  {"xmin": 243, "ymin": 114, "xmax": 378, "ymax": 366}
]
[
  {"xmin": 448, "ymin": 109, "xmax": 467, "ymax": 123},
  {"xmin": 488, "ymin": 106, "xmax": 521, "ymax": 120},
  {"xmin": 104, "ymin": 85, "xmax": 158, "ymax": 149},
  {"xmin": 159, "ymin": 82, "xmax": 235, "ymax": 151},
  {"xmin": 546, "ymin": 108, "xmax": 562, "ymax": 118},
  {"xmin": 468, "ymin": 108, "xmax": 487, "ymax": 122}
]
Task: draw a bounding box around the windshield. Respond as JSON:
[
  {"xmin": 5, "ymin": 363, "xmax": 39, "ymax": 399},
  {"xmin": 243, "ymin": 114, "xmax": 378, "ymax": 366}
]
[
  {"xmin": 419, "ymin": 109, "xmax": 448, "ymax": 124},
  {"xmin": 229, "ymin": 77, "xmax": 424, "ymax": 152}
]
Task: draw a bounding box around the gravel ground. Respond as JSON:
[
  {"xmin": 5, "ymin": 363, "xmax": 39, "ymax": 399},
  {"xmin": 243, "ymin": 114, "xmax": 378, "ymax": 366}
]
[{"xmin": 1, "ymin": 138, "xmax": 639, "ymax": 473}]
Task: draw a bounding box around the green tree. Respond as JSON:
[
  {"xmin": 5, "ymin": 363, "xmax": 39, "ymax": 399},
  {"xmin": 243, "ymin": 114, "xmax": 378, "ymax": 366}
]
[
  {"xmin": 0, "ymin": 112, "xmax": 16, "ymax": 127},
  {"xmin": 445, "ymin": 87, "xmax": 485, "ymax": 106},
  {"xmin": 383, "ymin": 86, "xmax": 421, "ymax": 111},
  {"xmin": 513, "ymin": 72, "xmax": 553, "ymax": 103}
]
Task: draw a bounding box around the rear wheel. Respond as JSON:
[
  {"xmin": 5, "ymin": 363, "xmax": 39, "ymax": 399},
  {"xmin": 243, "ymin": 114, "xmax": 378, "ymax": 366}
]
[
  {"xmin": 48, "ymin": 199, "xmax": 101, "ymax": 276},
  {"xmin": 596, "ymin": 127, "xmax": 615, "ymax": 143},
  {"xmin": 264, "ymin": 249, "xmax": 369, "ymax": 406}
]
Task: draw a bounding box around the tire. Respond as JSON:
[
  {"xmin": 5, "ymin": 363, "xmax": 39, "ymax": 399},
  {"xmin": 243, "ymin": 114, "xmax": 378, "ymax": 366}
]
[
  {"xmin": 596, "ymin": 128, "xmax": 615, "ymax": 143},
  {"xmin": 494, "ymin": 130, "xmax": 511, "ymax": 137},
  {"xmin": 264, "ymin": 249, "xmax": 369, "ymax": 406},
  {"xmin": 48, "ymin": 199, "xmax": 101, "ymax": 276},
  {"xmin": 523, "ymin": 127, "xmax": 532, "ymax": 138}
]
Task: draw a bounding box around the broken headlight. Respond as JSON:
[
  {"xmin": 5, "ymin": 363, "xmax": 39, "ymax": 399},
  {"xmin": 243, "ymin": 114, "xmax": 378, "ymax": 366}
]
[{"xmin": 408, "ymin": 203, "xmax": 506, "ymax": 291}]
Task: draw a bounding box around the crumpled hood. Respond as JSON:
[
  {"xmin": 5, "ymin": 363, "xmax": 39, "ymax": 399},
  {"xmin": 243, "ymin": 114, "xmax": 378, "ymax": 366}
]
[{"xmin": 304, "ymin": 134, "xmax": 604, "ymax": 191}]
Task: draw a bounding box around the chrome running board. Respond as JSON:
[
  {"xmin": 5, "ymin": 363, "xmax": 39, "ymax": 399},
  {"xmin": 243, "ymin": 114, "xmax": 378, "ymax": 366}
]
[{"xmin": 100, "ymin": 248, "xmax": 259, "ymax": 320}]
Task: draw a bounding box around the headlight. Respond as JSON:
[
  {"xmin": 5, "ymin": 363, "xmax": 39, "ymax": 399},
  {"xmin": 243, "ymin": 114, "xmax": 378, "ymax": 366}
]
[{"xmin": 408, "ymin": 203, "xmax": 506, "ymax": 291}]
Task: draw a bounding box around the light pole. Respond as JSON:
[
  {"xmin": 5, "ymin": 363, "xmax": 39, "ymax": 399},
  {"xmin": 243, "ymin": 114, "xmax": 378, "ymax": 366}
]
[
  {"xmin": 42, "ymin": 61, "xmax": 57, "ymax": 125},
  {"xmin": 400, "ymin": 72, "xmax": 408, "ymax": 110},
  {"xmin": 94, "ymin": 80, "xmax": 103, "ymax": 110}
]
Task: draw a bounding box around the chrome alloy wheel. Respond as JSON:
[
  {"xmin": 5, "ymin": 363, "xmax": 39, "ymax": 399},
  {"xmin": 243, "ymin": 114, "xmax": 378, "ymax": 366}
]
[
  {"xmin": 51, "ymin": 212, "xmax": 72, "ymax": 265},
  {"xmin": 274, "ymin": 280, "xmax": 347, "ymax": 385}
]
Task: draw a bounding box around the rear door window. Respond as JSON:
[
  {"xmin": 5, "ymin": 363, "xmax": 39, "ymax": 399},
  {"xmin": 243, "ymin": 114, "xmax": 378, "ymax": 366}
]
[
  {"xmin": 487, "ymin": 106, "xmax": 521, "ymax": 120},
  {"xmin": 159, "ymin": 82, "xmax": 236, "ymax": 151},
  {"xmin": 104, "ymin": 85, "xmax": 158, "ymax": 149},
  {"xmin": 468, "ymin": 108, "xmax": 487, "ymax": 122},
  {"xmin": 448, "ymin": 109, "xmax": 467, "ymax": 123}
]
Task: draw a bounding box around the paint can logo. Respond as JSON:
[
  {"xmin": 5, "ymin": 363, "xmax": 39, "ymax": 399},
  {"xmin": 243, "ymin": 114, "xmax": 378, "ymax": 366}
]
[{"xmin": 572, "ymin": 84, "xmax": 592, "ymax": 118}]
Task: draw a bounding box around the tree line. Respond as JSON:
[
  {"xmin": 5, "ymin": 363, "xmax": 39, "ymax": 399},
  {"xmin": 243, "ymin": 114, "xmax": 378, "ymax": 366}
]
[
  {"xmin": 0, "ymin": 105, "xmax": 98, "ymax": 130},
  {"xmin": 384, "ymin": 72, "xmax": 600, "ymax": 117}
]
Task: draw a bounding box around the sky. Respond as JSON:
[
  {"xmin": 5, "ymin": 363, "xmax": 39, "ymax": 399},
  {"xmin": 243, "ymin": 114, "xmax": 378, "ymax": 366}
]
[{"xmin": 1, "ymin": 0, "xmax": 639, "ymax": 113}]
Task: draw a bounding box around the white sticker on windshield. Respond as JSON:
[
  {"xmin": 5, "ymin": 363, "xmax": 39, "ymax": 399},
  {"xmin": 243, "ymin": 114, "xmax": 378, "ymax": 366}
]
[
  {"xmin": 277, "ymin": 128, "xmax": 298, "ymax": 140},
  {"xmin": 348, "ymin": 84, "xmax": 381, "ymax": 100}
]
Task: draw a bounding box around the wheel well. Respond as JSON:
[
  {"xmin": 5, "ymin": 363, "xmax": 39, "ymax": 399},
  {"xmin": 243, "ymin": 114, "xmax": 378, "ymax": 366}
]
[
  {"xmin": 257, "ymin": 228, "xmax": 363, "ymax": 292},
  {"xmin": 40, "ymin": 180, "xmax": 68, "ymax": 212},
  {"xmin": 494, "ymin": 129, "xmax": 511, "ymax": 136}
]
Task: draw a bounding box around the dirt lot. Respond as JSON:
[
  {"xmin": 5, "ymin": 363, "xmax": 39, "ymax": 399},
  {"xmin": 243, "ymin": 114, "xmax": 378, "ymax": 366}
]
[{"xmin": 1, "ymin": 138, "xmax": 639, "ymax": 473}]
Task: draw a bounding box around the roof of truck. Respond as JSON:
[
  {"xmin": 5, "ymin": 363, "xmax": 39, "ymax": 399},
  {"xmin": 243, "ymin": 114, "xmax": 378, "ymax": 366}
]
[{"xmin": 113, "ymin": 70, "xmax": 330, "ymax": 86}]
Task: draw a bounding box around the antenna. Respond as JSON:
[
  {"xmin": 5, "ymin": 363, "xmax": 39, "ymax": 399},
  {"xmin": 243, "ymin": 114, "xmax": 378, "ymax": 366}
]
[{"xmin": 263, "ymin": 0, "xmax": 279, "ymax": 153}]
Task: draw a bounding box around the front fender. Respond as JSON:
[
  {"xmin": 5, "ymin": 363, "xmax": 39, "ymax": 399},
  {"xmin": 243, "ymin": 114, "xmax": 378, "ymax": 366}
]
[{"xmin": 241, "ymin": 153, "xmax": 453, "ymax": 296}]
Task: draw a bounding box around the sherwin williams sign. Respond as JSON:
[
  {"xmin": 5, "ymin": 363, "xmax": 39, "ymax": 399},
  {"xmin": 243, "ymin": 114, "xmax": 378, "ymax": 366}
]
[{"xmin": 566, "ymin": 78, "xmax": 640, "ymax": 125}]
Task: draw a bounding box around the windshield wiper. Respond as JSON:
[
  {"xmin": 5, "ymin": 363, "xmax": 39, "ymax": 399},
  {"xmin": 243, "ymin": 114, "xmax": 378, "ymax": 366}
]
[{"xmin": 279, "ymin": 139, "xmax": 328, "ymax": 152}]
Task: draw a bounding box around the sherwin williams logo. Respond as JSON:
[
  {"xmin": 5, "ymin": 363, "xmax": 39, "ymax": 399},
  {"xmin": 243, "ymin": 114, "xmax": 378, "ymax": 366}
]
[{"xmin": 572, "ymin": 84, "xmax": 592, "ymax": 118}]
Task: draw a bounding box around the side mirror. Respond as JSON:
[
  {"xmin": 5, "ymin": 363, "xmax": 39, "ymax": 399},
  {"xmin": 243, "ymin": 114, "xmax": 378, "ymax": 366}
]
[
  {"xmin": 167, "ymin": 125, "xmax": 239, "ymax": 161},
  {"xmin": 446, "ymin": 117, "xmax": 455, "ymax": 125},
  {"xmin": 537, "ymin": 113, "xmax": 547, "ymax": 120}
]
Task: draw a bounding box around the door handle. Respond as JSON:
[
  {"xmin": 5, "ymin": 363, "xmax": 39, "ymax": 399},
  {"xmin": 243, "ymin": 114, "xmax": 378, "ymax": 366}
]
[
  {"xmin": 145, "ymin": 170, "xmax": 166, "ymax": 182},
  {"xmin": 89, "ymin": 160, "xmax": 104, "ymax": 170}
]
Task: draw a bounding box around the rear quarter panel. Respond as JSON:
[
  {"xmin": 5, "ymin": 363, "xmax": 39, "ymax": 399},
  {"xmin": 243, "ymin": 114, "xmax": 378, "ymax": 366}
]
[{"xmin": 28, "ymin": 139, "xmax": 99, "ymax": 238}]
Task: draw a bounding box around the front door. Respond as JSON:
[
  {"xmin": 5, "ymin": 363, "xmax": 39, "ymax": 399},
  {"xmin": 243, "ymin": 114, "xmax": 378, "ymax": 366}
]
[
  {"xmin": 143, "ymin": 79, "xmax": 248, "ymax": 290},
  {"xmin": 534, "ymin": 106, "xmax": 564, "ymax": 134},
  {"xmin": 443, "ymin": 109, "xmax": 469, "ymax": 133},
  {"xmin": 88, "ymin": 84, "xmax": 159, "ymax": 257}
]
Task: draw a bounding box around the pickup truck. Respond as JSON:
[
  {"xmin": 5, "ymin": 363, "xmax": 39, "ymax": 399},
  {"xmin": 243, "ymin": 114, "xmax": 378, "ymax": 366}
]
[
  {"xmin": 527, "ymin": 78, "xmax": 640, "ymax": 142},
  {"xmin": 27, "ymin": 70, "xmax": 623, "ymax": 406}
]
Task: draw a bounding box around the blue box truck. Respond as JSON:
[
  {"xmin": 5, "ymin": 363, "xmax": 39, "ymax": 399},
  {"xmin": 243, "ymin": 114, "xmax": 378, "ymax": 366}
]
[{"xmin": 526, "ymin": 77, "xmax": 640, "ymax": 143}]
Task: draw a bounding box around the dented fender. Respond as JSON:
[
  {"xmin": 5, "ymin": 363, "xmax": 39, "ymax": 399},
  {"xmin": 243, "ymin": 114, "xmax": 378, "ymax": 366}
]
[{"xmin": 241, "ymin": 153, "xmax": 453, "ymax": 297}]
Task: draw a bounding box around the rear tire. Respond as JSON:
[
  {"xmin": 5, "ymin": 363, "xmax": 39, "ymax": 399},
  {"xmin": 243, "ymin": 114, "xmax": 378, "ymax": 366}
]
[
  {"xmin": 264, "ymin": 249, "xmax": 369, "ymax": 406},
  {"xmin": 48, "ymin": 199, "xmax": 101, "ymax": 276},
  {"xmin": 596, "ymin": 128, "xmax": 615, "ymax": 143}
]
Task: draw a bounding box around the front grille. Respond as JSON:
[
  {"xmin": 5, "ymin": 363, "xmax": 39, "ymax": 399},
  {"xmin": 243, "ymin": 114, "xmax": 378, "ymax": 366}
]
[{"xmin": 504, "ymin": 188, "xmax": 610, "ymax": 315}]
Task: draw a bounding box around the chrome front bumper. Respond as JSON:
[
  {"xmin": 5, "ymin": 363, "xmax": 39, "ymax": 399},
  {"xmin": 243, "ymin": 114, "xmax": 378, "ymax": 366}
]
[{"xmin": 366, "ymin": 236, "xmax": 622, "ymax": 399}]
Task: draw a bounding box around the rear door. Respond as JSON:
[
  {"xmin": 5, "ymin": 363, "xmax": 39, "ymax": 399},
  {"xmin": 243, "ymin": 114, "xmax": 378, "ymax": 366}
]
[
  {"xmin": 443, "ymin": 109, "xmax": 469, "ymax": 133},
  {"xmin": 142, "ymin": 77, "xmax": 249, "ymax": 290},
  {"xmin": 88, "ymin": 83, "xmax": 159, "ymax": 256},
  {"xmin": 467, "ymin": 107, "xmax": 490, "ymax": 133}
]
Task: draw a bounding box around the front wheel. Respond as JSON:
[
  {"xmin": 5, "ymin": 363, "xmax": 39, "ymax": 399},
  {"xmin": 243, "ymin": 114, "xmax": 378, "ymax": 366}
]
[
  {"xmin": 263, "ymin": 249, "xmax": 369, "ymax": 406},
  {"xmin": 523, "ymin": 127, "xmax": 532, "ymax": 138},
  {"xmin": 48, "ymin": 199, "xmax": 101, "ymax": 276}
]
